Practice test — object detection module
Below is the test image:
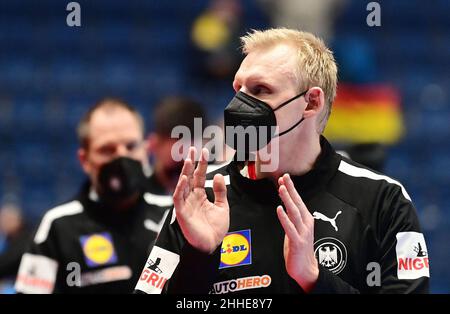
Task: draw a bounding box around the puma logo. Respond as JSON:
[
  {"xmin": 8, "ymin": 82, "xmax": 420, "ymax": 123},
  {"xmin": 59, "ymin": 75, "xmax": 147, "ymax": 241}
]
[{"xmin": 312, "ymin": 210, "xmax": 342, "ymax": 232}]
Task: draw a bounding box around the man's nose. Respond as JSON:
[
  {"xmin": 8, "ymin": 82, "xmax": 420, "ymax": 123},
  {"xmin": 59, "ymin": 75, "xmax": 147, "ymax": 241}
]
[
  {"xmin": 116, "ymin": 145, "xmax": 129, "ymax": 157},
  {"xmin": 239, "ymin": 87, "xmax": 249, "ymax": 94}
]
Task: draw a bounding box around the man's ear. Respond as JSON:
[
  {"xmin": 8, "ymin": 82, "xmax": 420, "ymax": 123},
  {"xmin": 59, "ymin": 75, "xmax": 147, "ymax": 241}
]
[
  {"xmin": 78, "ymin": 147, "xmax": 90, "ymax": 175},
  {"xmin": 303, "ymin": 87, "xmax": 325, "ymax": 119}
]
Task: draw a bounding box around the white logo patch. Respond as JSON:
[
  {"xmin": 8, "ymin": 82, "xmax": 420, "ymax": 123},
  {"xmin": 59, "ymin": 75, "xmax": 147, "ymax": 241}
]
[
  {"xmin": 396, "ymin": 232, "xmax": 430, "ymax": 280},
  {"xmin": 135, "ymin": 246, "xmax": 180, "ymax": 294},
  {"xmin": 313, "ymin": 210, "xmax": 342, "ymax": 231},
  {"xmin": 210, "ymin": 275, "xmax": 271, "ymax": 294},
  {"xmin": 314, "ymin": 237, "xmax": 347, "ymax": 274},
  {"xmin": 15, "ymin": 253, "xmax": 58, "ymax": 294}
]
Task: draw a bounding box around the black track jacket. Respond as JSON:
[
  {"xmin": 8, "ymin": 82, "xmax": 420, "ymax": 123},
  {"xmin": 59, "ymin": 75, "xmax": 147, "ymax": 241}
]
[
  {"xmin": 15, "ymin": 183, "xmax": 171, "ymax": 293},
  {"xmin": 135, "ymin": 137, "xmax": 429, "ymax": 294}
]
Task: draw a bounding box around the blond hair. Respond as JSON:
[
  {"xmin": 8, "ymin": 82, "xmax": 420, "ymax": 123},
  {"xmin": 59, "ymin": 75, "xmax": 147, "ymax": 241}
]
[{"xmin": 240, "ymin": 28, "xmax": 338, "ymax": 132}]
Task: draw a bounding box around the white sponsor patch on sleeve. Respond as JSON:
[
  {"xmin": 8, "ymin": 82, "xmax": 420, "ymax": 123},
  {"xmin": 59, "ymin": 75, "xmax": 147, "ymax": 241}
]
[
  {"xmin": 135, "ymin": 245, "xmax": 180, "ymax": 294},
  {"xmin": 396, "ymin": 232, "xmax": 430, "ymax": 280},
  {"xmin": 15, "ymin": 253, "xmax": 58, "ymax": 294}
]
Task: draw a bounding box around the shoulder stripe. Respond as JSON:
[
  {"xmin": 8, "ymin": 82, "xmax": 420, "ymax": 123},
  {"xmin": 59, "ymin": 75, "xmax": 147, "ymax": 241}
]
[
  {"xmin": 143, "ymin": 192, "xmax": 173, "ymax": 207},
  {"xmin": 170, "ymin": 209, "xmax": 177, "ymax": 224},
  {"xmin": 338, "ymin": 160, "xmax": 411, "ymax": 201},
  {"xmin": 34, "ymin": 201, "xmax": 84, "ymax": 244},
  {"xmin": 144, "ymin": 209, "xmax": 170, "ymax": 233},
  {"xmin": 205, "ymin": 175, "xmax": 231, "ymax": 188}
]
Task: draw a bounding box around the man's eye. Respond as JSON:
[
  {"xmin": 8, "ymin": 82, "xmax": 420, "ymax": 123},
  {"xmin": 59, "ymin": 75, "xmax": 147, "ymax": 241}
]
[
  {"xmin": 99, "ymin": 146, "xmax": 115, "ymax": 156},
  {"xmin": 252, "ymin": 85, "xmax": 270, "ymax": 96},
  {"xmin": 126, "ymin": 141, "xmax": 141, "ymax": 151}
]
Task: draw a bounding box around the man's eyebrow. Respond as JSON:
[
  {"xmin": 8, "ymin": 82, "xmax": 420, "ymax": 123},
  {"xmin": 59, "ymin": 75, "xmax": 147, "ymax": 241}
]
[{"xmin": 245, "ymin": 74, "xmax": 275, "ymax": 87}]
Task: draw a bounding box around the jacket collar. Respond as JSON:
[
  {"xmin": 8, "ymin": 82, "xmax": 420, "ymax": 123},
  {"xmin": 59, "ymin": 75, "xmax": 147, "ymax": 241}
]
[
  {"xmin": 227, "ymin": 136, "xmax": 341, "ymax": 203},
  {"xmin": 76, "ymin": 181, "xmax": 143, "ymax": 225}
]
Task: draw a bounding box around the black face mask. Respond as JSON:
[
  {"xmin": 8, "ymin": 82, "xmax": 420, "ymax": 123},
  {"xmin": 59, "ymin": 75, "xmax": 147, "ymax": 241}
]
[
  {"xmin": 224, "ymin": 90, "xmax": 307, "ymax": 158},
  {"xmin": 97, "ymin": 157, "xmax": 146, "ymax": 205}
]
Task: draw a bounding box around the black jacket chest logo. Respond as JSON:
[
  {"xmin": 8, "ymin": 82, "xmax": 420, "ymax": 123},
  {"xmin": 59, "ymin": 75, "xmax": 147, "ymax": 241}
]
[
  {"xmin": 314, "ymin": 237, "xmax": 348, "ymax": 274},
  {"xmin": 313, "ymin": 210, "xmax": 342, "ymax": 231}
]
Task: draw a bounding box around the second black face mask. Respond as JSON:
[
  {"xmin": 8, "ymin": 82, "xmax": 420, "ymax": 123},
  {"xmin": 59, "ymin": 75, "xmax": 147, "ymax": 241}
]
[
  {"xmin": 97, "ymin": 157, "xmax": 146, "ymax": 205},
  {"xmin": 224, "ymin": 90, "xmax": 307, "ymax": 158}
]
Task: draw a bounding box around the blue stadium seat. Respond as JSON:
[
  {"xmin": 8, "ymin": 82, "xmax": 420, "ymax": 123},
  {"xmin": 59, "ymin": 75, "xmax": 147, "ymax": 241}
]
[
  {"xmin": 11, "ymin": 96, "xmax": 49, "ymax": 140},
  {"xmin": 61, "ymin": 96, "xmax": 93, "ymax": 129},
  {"xmin": 99, "ymin": 58, "xmax": 137, "ymax": 91},
  {"xmin": 0, "ymin": 57, "xmax": 35, "ymax": 89},
  {"xmin": 14, "ymin": 141, "xmax": 57, "ymax": 180},
  {"xmin": 49, "ymin": 58, "xmax": 90, "ymax": 92},
  {"xmin": 20, "ymin": 183, "xmax": 56, "ymax": 223}
]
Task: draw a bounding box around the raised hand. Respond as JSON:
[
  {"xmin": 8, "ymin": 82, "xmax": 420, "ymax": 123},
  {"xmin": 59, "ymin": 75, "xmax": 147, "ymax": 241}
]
[
  {"xmin": 276, "ymin": 173, "xmax": 319, "ymax": 293},
  {"xmin": 173, "ymin": 147, "xmax": 230, "ymax": 254}
]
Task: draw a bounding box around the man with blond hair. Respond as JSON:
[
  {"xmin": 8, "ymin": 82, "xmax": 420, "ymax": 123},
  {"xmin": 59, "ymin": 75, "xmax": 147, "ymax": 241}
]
[{"xmin": 135, "ymin": 29, "xmax": 429, "ymax": 294}]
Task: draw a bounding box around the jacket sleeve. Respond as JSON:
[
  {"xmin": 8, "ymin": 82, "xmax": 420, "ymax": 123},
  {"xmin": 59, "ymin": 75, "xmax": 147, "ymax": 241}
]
[
  {"xmin": 134, "ymin": 207, "xmax": 221, "ymax": 294},
  {"xmin": 167, "ymin": 242, "xmax": 221, "ymax": 294},
  {"xmin": 311, "ymin": 184, "xmax": 429, "ymax": 294},
  {"xmin": 373, "ymin": 184, "xmax": 429, "ymax": 293},
  {"xmin": 14, "ymin": 221, "xmax": 61, "ymax": 294}
]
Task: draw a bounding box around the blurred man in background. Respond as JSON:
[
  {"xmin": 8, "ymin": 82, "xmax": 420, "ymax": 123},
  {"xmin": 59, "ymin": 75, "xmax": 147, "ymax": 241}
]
[
  {"xmin": 147, "ymin": 96, "xmax": 207, "ymax": 196},
  {"xmin": 0, "ymin": 202, "xmax": 31, "ymax": 293},
  {"xmin": 15, "ymin": 98, "xmax": 169, "ymax": 293}
]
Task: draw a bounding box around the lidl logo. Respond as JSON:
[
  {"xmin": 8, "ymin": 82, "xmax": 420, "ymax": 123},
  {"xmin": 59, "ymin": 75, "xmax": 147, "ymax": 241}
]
[
  {"xmin": 80, "ymin": 232, "xmax": 117, "ymax": 267},
  {"xmin": 219, "ymin": 229, "xmax": 251, "ymax": 269}
]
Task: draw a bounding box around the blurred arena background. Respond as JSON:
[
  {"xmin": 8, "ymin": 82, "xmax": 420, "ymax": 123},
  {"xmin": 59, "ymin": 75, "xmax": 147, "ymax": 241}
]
[{"xmin": 0, "ymin": 0, "xmax": 448, "ymax": 293}]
